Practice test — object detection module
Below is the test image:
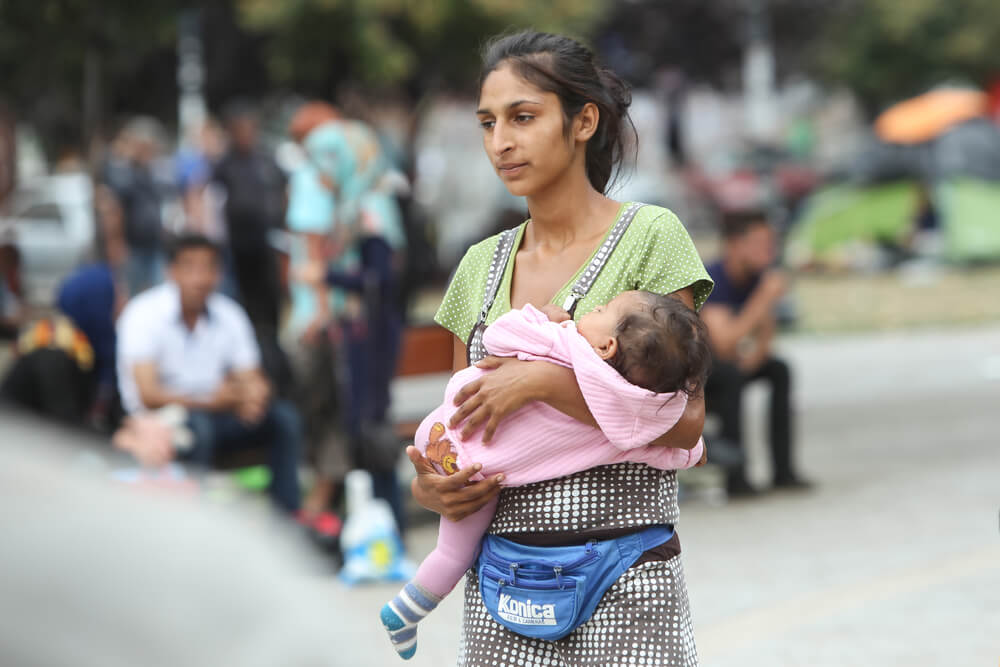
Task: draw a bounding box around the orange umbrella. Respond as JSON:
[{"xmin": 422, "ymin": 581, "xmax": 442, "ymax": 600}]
[{"xmin": 875, "ymin": 88, "xmax": 988, "ymax": 144}]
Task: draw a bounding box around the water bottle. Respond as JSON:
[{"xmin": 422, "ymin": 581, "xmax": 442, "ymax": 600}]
[{"xmin": 339, "ymin": 469, "xmax": 414, "ymax": 585}]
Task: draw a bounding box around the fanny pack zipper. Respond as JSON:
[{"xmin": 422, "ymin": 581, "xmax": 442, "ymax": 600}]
[
  {"xmin": 483, "ymin": 542, "xmax": 599, "ymax": 576},
  {"xmin": 496, "ymin": 576, "xmax": 567, "ymax": 591}
]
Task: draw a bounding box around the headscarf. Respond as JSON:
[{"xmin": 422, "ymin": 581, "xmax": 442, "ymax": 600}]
[{"xmin": 303, "ymin": 120, "xmax": 406, "ymax": 249}]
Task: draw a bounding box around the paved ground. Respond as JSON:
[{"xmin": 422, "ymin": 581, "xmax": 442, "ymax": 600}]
[
  {"xmin": 3, "ymin": 324, "xmax": 998, "ymax": 666},
  {"xmin": 678, "ymin": 324, "xmax": 1000, "ymax": 666}
]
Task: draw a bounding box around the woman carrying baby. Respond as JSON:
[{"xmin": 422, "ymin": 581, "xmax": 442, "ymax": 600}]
[{"xmin": 407, "ymin": 31, "xmax": 714, "ymax": 666}]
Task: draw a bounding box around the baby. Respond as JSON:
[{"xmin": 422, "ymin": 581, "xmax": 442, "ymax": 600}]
[{"xmin": 381, "ymin": 290, "xmax": 711, "ymax": 659}]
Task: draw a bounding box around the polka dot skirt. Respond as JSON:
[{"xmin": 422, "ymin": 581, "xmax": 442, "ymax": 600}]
[{"xmin": 458, "ymin": 557, "xmax": 698, "ymax": 666}]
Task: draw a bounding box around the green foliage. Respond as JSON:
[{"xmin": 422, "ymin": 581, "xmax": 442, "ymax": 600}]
[
  {"xmin": 0, "ymin": 0, "xmax": 607, "ymax": 156},
  {"xmin": 13, "ymin": 0, "xmax": 1000, "ymax": 158},
  {"xmin": 815, "ymin": 0, "xmax": 1000, "ymax": 113},
  {"xmin": 0, "ymin": 0, "xmax": 179, "ymax": 111},
  {"xmin": 235, "ymin": 0, "xmax": 608, "ymax": 94}
]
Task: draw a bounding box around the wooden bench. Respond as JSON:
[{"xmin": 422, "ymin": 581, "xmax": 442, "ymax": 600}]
[{"xmin": 392, "ymin": 323, "xmax": 454, "ymax": 440}]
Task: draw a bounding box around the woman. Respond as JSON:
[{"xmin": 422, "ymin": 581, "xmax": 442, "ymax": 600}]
[
  {"xmin": 315, "ymin": 119, "xmax": 408, "ymax": 531},
  {"xmin": 284, "ymin": 103, "xmax": 352, "ymax": 524},
  {"xmin": 407, "ymin": 31, "xmax": 713, "ymax": 665},
  {"xmin": 287, "ymin": 107, "xmax": 408, "ymax": 528}
]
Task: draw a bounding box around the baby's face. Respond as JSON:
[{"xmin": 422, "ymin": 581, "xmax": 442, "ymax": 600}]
[{"xmin": 577, "ymin": 291, "xmax": 642, "ymax": 353}]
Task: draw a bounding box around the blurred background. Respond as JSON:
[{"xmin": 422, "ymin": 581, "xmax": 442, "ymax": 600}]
[{"xmin": 0, "ymin": 1, "xmax": 997, "ymax": 666}]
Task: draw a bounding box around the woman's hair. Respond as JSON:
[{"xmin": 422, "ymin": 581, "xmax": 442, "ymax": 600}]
[
  {"xmin": 288, "ymin": 101, "xmax": 341, "ymax": 143},
  {"xmin": 607, "ymin": 292, "xmax": 712, "ymax": 397},
  {"xmin": 479, "ymin": 30, "xmax": 637, "ymax": 195}
]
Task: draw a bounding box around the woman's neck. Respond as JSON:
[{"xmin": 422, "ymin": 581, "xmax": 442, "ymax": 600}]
[{"xmin": 524, "ymin": 173, "xmax": 618, "ymax": 252}]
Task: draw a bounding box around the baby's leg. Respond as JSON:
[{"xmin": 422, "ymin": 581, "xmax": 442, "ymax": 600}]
[
  {"xmin": 416, "ymin": 496, "xmax": 498, "ymax": 597},
  {"xmin": 380, "ymin": 497, "xmax": 498, "ymax": 660}
]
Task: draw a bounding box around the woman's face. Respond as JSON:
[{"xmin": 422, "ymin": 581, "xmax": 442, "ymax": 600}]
[{"xmin": 477, "ymin": 64, "xmax": 576, "ymax": 198}]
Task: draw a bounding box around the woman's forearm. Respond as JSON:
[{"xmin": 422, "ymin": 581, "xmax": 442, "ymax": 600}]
[
  {"xmin": 648, "ymin": 395, "xmax": 704, "ymax": 450},
  {"xmin": 535, "ymin": 362, "xmax": 704, "ymax": 450}
]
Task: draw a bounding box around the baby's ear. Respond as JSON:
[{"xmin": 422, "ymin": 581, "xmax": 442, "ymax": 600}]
[{"xmin": 595, "ymin": 336, "xmax": 618, "ymax": 361}]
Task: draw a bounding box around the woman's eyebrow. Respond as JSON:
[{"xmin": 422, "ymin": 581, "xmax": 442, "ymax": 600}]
[{"xmin": 476, "ymin": 99, "xmax": 543, "ymax": 115}]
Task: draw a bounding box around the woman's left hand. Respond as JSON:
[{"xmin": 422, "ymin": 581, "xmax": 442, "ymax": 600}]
[{"xmin": 448, "ymin": 356, "xmax": 541, "ymax": 443}]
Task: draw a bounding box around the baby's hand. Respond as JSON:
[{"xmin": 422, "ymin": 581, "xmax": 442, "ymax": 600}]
[{"xmin": 540, "ymin": 304, "xmax": 571, "ymax": 323}]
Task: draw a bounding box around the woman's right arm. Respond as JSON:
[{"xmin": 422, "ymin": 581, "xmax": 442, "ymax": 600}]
[
  {"xmin": 297, "ymin": 232, "xmax": 332, "ymax": 343},
  {"xmin": 407, "ymin": 335, "xmax": 505, "ymax": 521}
]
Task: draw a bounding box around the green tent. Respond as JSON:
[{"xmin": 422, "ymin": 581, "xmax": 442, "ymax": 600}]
[
  {"xmin": 788, "ymin": 179, "xmax": 1000, "ymax": 264},
  {"xmin": 937, "ymin": 179, "xmax": 1000, "ymax": 262}
]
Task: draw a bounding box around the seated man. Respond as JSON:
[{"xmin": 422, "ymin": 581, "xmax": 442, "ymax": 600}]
[
  {"xmin": 116, "ymin": 234, "xmax": 302, "ymax": 512},
  {"xmin": 701, "ymin": 211, "xmax": 810, "ymax": 497}
]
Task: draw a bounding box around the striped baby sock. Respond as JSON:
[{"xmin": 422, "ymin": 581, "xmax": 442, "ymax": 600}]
[{"xmin": 380, "ymin": 582, "xmax": 442, "ymax": 660}]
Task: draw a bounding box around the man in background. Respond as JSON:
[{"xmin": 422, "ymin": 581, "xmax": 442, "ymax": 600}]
[
  {"xmin": 116, "ymin": 234, "xmax": 301, "ymax": 512},
  {"xmin": 102, "ymin": 118, "xmax": 167, "ymax": 295},
  {"xmin": 212, "ymin": 104, "xmax": 286, "ymax": 336},
  {"xmin": 212, "ymin": 103, "xmax": 291, "ymax": 396},
  {"xmin": 702, "ymin": 211, "xmax": 811, "ymax": 497}
]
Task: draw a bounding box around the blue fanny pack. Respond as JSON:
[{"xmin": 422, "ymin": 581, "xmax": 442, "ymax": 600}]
[{"xmin": 476, "ymin": 524, "xmax": 674, "ymax": 641}]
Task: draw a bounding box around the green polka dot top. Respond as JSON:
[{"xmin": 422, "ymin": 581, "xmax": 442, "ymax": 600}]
[{"xmin": 435, "ymin": 202, "xmax": 714, "ymax": 343}]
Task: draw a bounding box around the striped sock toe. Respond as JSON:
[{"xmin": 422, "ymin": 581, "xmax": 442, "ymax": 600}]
[
  {"xmin": 394, "ymin": 631, "xmax": 417, "ymax": 661},
  {"xmin": 381, "ymin": 582, "xmax": 442, "ymax": 660},
  {"xmin": 380, "ymin": 603, "xmax": 406, "ymax": 632}
]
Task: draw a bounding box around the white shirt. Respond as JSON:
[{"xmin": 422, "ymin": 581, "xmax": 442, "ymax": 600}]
[{"xmin": 116, "ymin": 282, "xmax": 261, "ymax": 414}]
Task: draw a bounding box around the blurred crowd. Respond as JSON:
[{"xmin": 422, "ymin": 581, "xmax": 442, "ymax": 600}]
[{"xmin": 0, "ymin": 100, "xmax": 423, "ymax": 540}]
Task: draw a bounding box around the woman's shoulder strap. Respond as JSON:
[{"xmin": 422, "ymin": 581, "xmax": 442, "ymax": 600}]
[
  {"xmin": 466, "ymin": 225, "xmax": 519, "ymax": 365},
  {"xmin": 561, "ymin": 201, "xmax": 645, "ymax": 315},
  {"xmin": 480, "ymin": 227, "xmax": 519, "ymax": 321}
]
